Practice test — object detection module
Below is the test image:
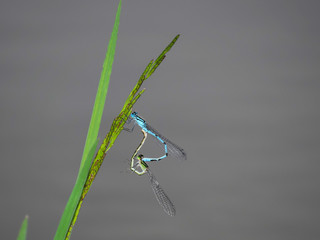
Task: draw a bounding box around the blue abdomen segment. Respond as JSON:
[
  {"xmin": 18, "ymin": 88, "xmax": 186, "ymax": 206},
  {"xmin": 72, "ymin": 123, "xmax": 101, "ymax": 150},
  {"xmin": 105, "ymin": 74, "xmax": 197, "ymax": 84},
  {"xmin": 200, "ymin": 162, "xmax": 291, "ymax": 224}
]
[
  {"xmin": 130, "ymin": 112, "xmax": 186, "ymax": 162},
  {"xmin": 142, "ymin": 129, "xmax": 169, "ymax": 162}
]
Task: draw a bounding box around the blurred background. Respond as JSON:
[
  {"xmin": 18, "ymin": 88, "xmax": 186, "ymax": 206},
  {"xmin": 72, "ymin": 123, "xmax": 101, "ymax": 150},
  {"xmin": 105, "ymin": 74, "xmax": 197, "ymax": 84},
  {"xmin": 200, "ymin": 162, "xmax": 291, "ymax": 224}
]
[{"xmin": 1, "ymin": 1, "xmax": 319, "ymax": 239}]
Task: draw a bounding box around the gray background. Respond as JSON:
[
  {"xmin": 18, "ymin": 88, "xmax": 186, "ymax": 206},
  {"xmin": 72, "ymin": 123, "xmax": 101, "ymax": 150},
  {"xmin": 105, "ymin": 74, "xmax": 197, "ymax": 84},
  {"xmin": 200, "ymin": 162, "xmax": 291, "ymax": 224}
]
[{"xmin": 1, "ymin": 1, "xmax": 319, "ymax": 239}]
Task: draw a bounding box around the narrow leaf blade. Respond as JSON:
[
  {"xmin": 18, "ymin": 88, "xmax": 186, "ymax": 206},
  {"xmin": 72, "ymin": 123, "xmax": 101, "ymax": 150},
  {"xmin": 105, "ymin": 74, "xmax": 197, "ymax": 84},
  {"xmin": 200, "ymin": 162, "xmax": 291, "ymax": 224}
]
[
  {"xmin": 53, "ymin": 1, "xmax": 121, "ymax": 239},
  {"xmin": 17, "ymin": 215, "xmax": 28, "ymax": 240}
]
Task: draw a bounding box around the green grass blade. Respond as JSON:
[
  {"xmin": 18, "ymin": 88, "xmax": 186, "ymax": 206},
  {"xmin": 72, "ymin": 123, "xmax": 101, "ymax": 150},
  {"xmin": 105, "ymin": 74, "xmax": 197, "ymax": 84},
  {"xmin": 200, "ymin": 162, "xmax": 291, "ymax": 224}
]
[
  {"xmin": 123, "ymin": 59, "xmax": 153, "ymax": 108},
  {"xmin": 53, "ymin": 1, "xmax": 121, "ymax": 240},
  {"xmin": 17, "ymin": 215, "xmax": 28, "ymax": 240},
  {"xmin": 80, "ymin": 1, "xmax": 121, "ymax": 171},
  {"xmin": 59, "ymin": 139, "xmax": 99, "ymax": 240},
  {"xmin": 147, "ymin": 34, "xmax": 180, "ymax": 78}
]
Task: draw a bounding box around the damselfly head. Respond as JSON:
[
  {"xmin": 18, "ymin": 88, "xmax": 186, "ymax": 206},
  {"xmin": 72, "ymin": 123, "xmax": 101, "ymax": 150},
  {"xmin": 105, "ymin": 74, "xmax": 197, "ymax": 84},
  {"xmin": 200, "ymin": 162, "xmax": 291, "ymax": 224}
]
[
  {"xmin": 131, "ymin": 155, "xmax": 148, "ymax": 175},
  {"xmin": 131, "ymin": 112, "xmax": 138, "ymax": 118},
  {"xmin": 137, "ymin": 154, "xmax": 144, "ymax": 160}
]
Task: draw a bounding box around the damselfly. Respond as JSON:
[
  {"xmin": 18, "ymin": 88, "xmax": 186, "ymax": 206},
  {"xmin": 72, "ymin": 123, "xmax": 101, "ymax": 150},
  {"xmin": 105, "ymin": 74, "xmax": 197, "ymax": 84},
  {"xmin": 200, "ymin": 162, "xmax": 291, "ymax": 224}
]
[
  {"xmin": 127, "ymin": 112, "xmax": 186, "ymax": 162},
  {"xmin": 131, "ymin": 129, "xmax": 176, "ymax": 216}
]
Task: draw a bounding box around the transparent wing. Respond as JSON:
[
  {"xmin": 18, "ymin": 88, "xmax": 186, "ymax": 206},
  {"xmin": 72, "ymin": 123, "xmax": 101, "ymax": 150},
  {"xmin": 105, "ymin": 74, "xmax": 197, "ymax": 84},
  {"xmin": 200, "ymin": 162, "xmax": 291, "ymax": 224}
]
[
  {"xmin": 146, "ymin": 168, "xmax": 176, "ymax": 216},
  {"xmin": 145, "ymin": 123, "xmax": 186, "ymax": 161}
]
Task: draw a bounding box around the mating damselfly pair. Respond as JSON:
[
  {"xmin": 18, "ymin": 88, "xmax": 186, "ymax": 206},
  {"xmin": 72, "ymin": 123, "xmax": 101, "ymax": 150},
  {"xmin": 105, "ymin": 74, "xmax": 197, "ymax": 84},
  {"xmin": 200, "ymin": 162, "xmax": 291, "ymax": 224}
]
[{"xmin": 126, "ymin": 112, "xmax": 186, "ymax": 216}]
